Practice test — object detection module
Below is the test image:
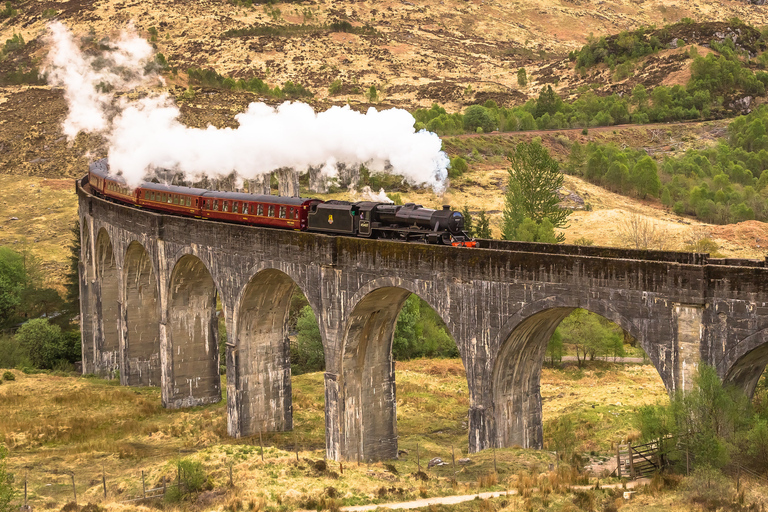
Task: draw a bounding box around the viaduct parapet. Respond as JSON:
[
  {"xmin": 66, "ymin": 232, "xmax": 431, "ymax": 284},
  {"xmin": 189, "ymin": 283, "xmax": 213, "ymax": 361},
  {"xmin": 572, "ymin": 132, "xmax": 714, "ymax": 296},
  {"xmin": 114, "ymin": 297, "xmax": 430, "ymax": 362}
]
[{"xmin": 77, "ymin": 177, "xmax": 768, "ymax": 462}]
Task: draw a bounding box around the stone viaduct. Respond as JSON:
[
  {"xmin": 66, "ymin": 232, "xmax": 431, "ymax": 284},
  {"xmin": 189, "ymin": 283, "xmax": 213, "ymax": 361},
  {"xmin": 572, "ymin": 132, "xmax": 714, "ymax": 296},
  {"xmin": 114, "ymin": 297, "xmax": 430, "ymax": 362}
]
[{"xmin": 77, "ymin": 176, "xmax": 768, "ymax": 462}]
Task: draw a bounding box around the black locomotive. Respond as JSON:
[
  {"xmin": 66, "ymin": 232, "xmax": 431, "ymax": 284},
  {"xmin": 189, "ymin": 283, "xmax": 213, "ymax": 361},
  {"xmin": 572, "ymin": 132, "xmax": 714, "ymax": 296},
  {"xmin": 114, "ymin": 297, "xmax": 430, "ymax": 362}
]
[{"xmin": 308, "ymin": 200, "xmax": 475, "ymax": 246}]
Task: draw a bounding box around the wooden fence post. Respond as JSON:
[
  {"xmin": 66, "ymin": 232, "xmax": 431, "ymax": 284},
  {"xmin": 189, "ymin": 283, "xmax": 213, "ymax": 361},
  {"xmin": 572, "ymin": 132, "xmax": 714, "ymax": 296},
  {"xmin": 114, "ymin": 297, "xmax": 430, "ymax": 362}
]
[
  {"xmin": 417, "ymin": 443, "xmax": 420, "ymax": 473},
  {"xmin": 451, "ymin": 445, "xmax": 456, "ymax": 479},
  {"xmin": 142, "ymin": 471, "xmax": 146, "ymax": 499},
  {"xmin": 71, "ymin": 473, "xmax": 77, "ymax": 505},
  {"xmin": 616, "ymin": 445, "xmax": 621, "ymax": 478},
  {"xmin": 628, "ymin": 444, "xmax": 635, "ymax": 479},
  {"xmin": 258, "ymin": 430, "xmax": 264, "ymax": 462}
]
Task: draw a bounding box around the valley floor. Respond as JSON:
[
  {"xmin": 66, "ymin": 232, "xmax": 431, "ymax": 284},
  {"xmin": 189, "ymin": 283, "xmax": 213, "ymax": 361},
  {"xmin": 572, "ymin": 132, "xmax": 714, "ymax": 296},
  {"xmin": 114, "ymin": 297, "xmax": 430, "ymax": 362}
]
[{"xmin": 3, "ymin": 359, "xmax": 764, "ymax": 511}]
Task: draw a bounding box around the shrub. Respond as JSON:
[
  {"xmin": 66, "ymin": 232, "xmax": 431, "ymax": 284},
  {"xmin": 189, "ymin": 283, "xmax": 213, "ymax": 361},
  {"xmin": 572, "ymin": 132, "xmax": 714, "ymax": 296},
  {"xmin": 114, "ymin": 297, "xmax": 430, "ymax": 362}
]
[
  {"xmin": 14, "ymin": 319, "xmax": 68, "ymax": 369},
  {"xmin": 328, "ymin": 79, "xmax": 342, "ymax": 94},
  {"xmin": 517, "ymin": 67, "xmax": 527, "ymax": 87},
  {"xmin": 179, "ymin": 458, "xmax": 207, "ymax": 492},
  {"xmin": 448, "ymin": 157, "xmax": 468, "ymax": 178},
  {"xmin": 680, "ymin": 467, "xmax": 734, "ymax": 509},
  {"xmin": 2, "ymin": 371, "xmax": 14, "ymax": 381},
  {"xmin": 0, "ymin": 2, "xmax": 17, "ymax": 20}
]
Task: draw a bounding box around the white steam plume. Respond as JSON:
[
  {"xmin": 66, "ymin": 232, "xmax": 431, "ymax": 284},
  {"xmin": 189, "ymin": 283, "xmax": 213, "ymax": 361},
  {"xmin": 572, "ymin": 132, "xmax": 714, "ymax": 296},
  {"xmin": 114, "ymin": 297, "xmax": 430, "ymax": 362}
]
[{"xmin": 45, "ymin": 22, "xmax": 450, "ymax": 193}]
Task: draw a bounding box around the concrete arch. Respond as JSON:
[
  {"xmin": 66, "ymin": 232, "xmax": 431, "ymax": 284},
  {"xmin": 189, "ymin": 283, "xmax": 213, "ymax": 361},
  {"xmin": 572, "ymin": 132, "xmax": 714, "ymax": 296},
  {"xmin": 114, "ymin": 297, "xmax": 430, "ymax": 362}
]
[
  {"xmin": 123, "ymin": 241, "xmax": 161, "ymax": 387},
  {"xmin": 95, "ymin": 227, "xmax": 119, "ymax": 378},
  {"xmin": 344, "ymin": 277, "xmax": 456, "ymax": 345},
  {"xmin": 230, "ymin": 267, "xmax": 310, "ymax": 437},
  {"xmin": 167, "ymin": 254, "xmax": 222, "ymax": 408},
  {"xmin": 722, "ymin": 328, "xmax": 768, "ymax": 398},
  {"xmin": 491, "ymin": 296, "xmax": 661, "ymax": 450},
  {"xmin": 334, "ymin": 278, "xmax": 461, "ymax": 462}
]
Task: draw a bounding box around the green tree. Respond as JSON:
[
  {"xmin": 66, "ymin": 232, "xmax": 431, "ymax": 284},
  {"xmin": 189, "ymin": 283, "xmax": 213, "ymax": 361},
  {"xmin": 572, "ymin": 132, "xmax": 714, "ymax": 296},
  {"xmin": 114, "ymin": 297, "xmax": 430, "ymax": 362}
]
[
  {"xmin": 14, "ymin": 318, "xmax": 68, "ymax": 369},
  {"xmin": 502, "ymin": 141, "xmax": 571, "ymax": 242},
  {"xmin": 393, "ymin": 294, "xmax": 421, "ymax": 360},
  {"xmin": 292, "ymin": 305, "xmax": 324, "ymax": 374},
  {"xmin": 461, "ymin": 205, "xmax": 474, "ymax": 237},
  {"xmin": 631, "ymin": 156, "xmax": 661, "ymax": 199},
  {"xmin": 517, "ymin": 67, "xmax": 527, "ymax": 87},
  {"xmin": 535, "ymin": 85, "xmax": 562, "ymax": 118},
  {"xmin": 567, "ymin": 141, "xmax": 585, "ymax": 175},
  {"xmin": 463, "ymin": 105, "xmax": 496, "ymax": 133},
  {"xmin": 476, "ymin": 210, "xmax": 492, "ymax": 238},
  {"xmin": 559, "ymin": 310, "xmax": 622, "ymax": 366},
  {"xmin": 0, "ymin": 247, "xmax": 26, "ymax": 327},
  {"xmin": 631, "ymin": 83, "xmax": 648, "ymax": 110},
  {"xmin": 661, "ymin": 187, "xmax": 672, "ymax": 206},
  {"xmin": 546, "ymin": 328, "xmax": 563, "ymax": 366},
  {"xmin": 0, "ymin": 445, "xmax": 13, "ymax": 512}
]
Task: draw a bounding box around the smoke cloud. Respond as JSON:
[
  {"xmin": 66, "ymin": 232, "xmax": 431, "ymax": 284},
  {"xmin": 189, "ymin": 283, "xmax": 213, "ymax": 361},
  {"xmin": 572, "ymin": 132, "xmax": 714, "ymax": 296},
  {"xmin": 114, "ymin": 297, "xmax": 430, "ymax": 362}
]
[{"xmin": 45, "ymin": 22, "xmax": 450, "ymax": 193}]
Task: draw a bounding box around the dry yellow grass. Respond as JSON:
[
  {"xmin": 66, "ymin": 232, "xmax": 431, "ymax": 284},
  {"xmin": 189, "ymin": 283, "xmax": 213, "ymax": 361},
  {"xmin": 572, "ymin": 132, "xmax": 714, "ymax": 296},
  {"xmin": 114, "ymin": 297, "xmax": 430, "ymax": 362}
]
[{"xmin": 0, "ymin": 360, "xmax": 676, "ymax": 510}]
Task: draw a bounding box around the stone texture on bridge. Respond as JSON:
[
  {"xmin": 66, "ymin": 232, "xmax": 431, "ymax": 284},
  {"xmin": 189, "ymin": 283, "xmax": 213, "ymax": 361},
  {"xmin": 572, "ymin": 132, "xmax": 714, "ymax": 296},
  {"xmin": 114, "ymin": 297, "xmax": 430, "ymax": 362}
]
[{"xmin": 77, "ymin": 177, "xmax": 768, "ymax": 462}]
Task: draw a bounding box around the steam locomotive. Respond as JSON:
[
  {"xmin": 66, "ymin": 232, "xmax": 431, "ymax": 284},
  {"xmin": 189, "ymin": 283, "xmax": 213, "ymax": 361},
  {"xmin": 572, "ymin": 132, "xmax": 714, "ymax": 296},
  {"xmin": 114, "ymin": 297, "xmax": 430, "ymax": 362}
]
[{"xmin": 87, "ymin": 159, "xmax": 476, "ymax": 246}]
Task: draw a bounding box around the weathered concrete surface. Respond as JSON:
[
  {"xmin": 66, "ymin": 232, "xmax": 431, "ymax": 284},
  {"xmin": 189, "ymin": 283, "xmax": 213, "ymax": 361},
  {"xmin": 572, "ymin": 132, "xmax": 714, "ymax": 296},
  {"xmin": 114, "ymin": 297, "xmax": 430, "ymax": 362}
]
[{"xmin": 78, "ymin": 177, "xmax": 768, "ymax": 462}]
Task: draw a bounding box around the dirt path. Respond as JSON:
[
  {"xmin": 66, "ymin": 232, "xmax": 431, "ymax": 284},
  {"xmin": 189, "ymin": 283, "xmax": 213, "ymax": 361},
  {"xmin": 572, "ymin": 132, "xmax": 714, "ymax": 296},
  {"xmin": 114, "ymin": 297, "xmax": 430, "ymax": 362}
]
[
  {"xmin": 340, "ymin": 479, "xmax": 651, "ymax": 511},
  {"xmin": 448, "ymin": 120, "xmax": 711, "ymax": 140}
]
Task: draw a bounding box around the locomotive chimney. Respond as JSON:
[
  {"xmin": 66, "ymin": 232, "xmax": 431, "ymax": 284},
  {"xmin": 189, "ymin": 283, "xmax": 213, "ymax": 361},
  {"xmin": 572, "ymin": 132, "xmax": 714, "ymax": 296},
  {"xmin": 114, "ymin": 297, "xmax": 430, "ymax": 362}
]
[{"xmin": 442, "ymin": 205, "xmax": 451, "ymax": 210}]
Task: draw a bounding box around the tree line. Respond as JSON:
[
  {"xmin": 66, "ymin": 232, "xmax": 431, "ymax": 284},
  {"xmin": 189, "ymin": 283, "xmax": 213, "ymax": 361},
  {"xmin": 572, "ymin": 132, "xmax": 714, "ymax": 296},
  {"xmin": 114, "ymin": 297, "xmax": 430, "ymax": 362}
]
[
  {"xmin": 0, "ymin": 224, "xmax": 81, "ymax": 371},
  {"xmin": 563, "ymin": 105, "xmax": 768, "ymax": 224}
]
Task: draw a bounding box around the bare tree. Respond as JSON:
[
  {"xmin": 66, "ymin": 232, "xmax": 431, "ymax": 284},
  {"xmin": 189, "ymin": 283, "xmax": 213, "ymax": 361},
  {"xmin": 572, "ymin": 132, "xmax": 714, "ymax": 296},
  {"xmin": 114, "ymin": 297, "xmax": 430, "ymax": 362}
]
[{"xmin": 618, "ymin": 213, "xmax": 671, "ymax": 250}]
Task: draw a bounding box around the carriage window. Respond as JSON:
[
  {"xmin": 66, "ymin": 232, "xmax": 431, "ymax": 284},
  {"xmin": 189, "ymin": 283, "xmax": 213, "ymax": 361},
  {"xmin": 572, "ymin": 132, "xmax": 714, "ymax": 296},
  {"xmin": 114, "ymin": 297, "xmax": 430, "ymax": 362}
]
[
  {"xmin": 167, "ymin": 194, "xmax": 172, "ymax": 203},
  {"xmin": 268, "ymin": 205, "xmax": 274, "ymax": 217},
  {"xmin": 173, "ymin": 195, "xmax": 179, "ymax": 205},
  {"xmin": 243, "ymin": 203, "xmax": 249, "ymax": 215},
  {"xmin": 233, "ymin": 202, "xmax": 239, "ymax": 214},
  {"xmin": 214, "ymin": 200, "xmax": 219, "ymax": 211},
  {"xmin": 186, "ymin": 197, "xmax": 191, "ymax": 206},
  {"xmin": 223, "ymin": 201, "xmax": 229, "ymax": 212},
  {"xmin": 205, "ymin": 199, "xmax": 211, "ymax": 209},
  {"xmin": 279, "ymin": 206, "xmax": 286, "ymax": 218},
  {"xmin": 257, "ymin": 204, "xmax": 263, "ymax": 216}
]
